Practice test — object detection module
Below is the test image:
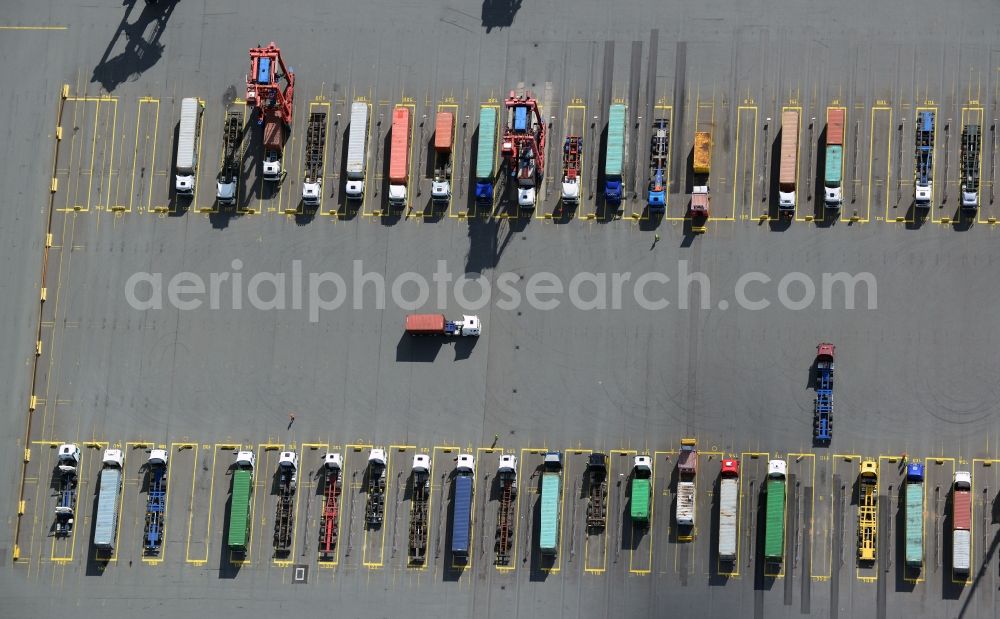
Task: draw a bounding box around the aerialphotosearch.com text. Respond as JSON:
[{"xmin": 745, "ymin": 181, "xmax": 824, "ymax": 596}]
[{"xmin": 125, "ymin": 259, "xmax": 877, "ymax": 322}]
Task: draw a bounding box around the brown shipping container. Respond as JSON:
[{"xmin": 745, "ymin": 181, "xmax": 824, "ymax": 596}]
[
  {"xmin": 826, "ymin": 108, "xmax": 845, "ymax": 146},
  {"xmin": 389, "ymin": 107, "xmax": 411, "ymax": 184},
  {"xmin": 406, "ymin": 314, "xmax": 445, "ymax": 334},
  {"xmin": 779, "ymin": 110, "xmax": 799, "ymax": 185},
  {"xmin": 263, "ymin": 111, "xmax": 284, "ymax": 150},
  {"xmin": 953, "ymin": 490, "xmax": 971, "ymax": 530},
  {"xmin": 434, "ymin": 112, "xmax": 454, "ymax": 151}
]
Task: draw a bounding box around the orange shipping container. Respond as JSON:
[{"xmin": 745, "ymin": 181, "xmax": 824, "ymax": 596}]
[
  {"xmin": 389, "ymin": 107, "xmax": 411, "ymax": 184},
  {"xmin": 405, "ymin": 314, "xmax": 445, "ymax": 334},
  {"xmin": 779, "ymin": 110, "xmax": 799, "ymax": 185},
  {"xmin": 826, "ymin": 108, "xmax": 845, "ymax": 146},
  {"xmin": 434, "ymin": 112, "xmax": 454, "ymax": 151}
]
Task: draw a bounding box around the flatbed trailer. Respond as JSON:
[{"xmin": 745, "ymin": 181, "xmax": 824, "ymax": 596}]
[
  {"xmin": 301, "ymin": 111, "xmax": 327, "ymax": 206},
  {"xmin": 585, "ymin": 453, "xmax": 608, "ymax": 532},
  {"xmin": 961, "ymin": 124, "xmax": 981, "ymax": 209},
  {"xmin": 647, "ymin": 118, "xmax": 669, "ymax": 210},
  {"xmin": 273, "ymin": 451, "xmax": 298, "ymax": 554},
  {"xmin": 858, "ymin": 460, "xmax": 878, "ymax": 562},
  {"xmin": 495, "ymin": 454, "xmax": 518, "ymax": 566},
  {"xmin": 814, "ymin": 343, "xmax": 834, "ymax": 444},
  {"xmin": 217, "ymin": 110, "xmax": 242, "ymax": 204},
  {"xmin": 318, "ymin": 453, "xmax": 342, "ymax": 562},
  {"xmin": 915, "ymin": 111, "xmax": 935, "ymax": 207},
  {"xmin": 54, "ymin": 444, "xmax": 80, "ymax": 537},
  {"xmin": 143, "ymin": 450, "xmax": 168, "ymax": 555},
  {"xmin": 408, "ymin": 455, "xmax": 431, "ymax": 565},
  {"xmin": 365, "ymin": 449, "xmax": 387, "ymax": 528}
]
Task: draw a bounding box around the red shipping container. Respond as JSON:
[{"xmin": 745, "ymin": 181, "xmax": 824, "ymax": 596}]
[
  {"xmin": 405, "ymin": 314, "xmax": 445, "ymax": 334},
  {"xmin": 827, "ymin": 108, "xmax": 845, "ymax": 146},
  {"xmin": 389, "ymin": 107, "xmax": 411, "ymax": 184},
  {"xmin": 434, "ymin": 112, "xmax": 454, "ymax": 151},
  {"xmin": 953, "ymin": 490, "xmax": 971, "ymax": 530}
]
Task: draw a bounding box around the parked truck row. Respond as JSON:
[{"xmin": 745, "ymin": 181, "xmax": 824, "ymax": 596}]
[
  {"xmin": 178, "ymin": 88, "xmax": 987, "ymax": 219},
  {"xmin": 49, "ymin": 444, "xmax": 981, "ymax": 574}
]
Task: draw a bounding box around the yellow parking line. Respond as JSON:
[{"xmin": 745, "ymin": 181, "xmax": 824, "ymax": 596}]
[
  {"xmin": 185, "ymin": 444, "xmax": 214, "ymax": 565},
  {"xmin": 127, "ymin": 97, "xmax": 159, "ymax": 214},
  {"xmin": 0, "ymin": 25, "xmax": 67, "ymax": 30},
  {"xmin": 864, "ymin": 105, "xmax": 890, "ymax": 224},
  {"xmin": 731, "ymin": 104, "xmax": 757, "ymax": 221}
]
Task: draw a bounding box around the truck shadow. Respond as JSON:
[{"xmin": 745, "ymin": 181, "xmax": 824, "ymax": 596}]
[
  {"xmin": 594, "ymin": 124, "xmax": 617, "ymax": 223},
  {"xmin": 481, "ymin": 0, "xmax": 522, "ymax": 32},
  {"xmin": 395, "ymin": 333, "xmax": 445, "ymax": 363},
  {"xmin": 84, "ymin": 479, "xmax": 107, "ymax": 576},
  {"xmin": 902, "ymin": 202, "xmax": 927, "ymax": 230},
  {"xmin": 752, "ymin": 480, "xmax": 776, "ymax": 591},
  {"xmin": 464, "ymin": 203, "xmax": 528, "ymax": 274},
  {"xmin": 941, "ymin": 485, "xmax": 963, "ymax": 599},
  {"xmin": 90, "ymin": 0, "xmax": 174, "ymax": 93},
  {"xmin": 950, "ymin": 207, "xmax": 975, "ymax": 231},
  {"xmin": 638, "ymin": 205, "xmax": 663, "ymax": 232},
  {"xmin": 766, "ymin": 128, "xmax": 790, "ymax": 232},
  {"xmin": 166, "ymin": 121, "xmax": 189, "ymax": 217}
]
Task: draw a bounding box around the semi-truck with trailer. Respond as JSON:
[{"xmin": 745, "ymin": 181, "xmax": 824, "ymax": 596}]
[
  {"xmin": 585, "ymin": 452, "xmax": 608, "ymax": 532},
  {"xmin": 764, "ymin": 459, "xmax": 787, "ymax": 563},
  {"xmin": 273, "ymin": 451, "xmax": 298, "ymax": 554},
  {"xmin": 953, "ymin": 471, "xmax": 972, "ymax": 573},
  {"xmin": 647, "ymin": 118, "xmax": 669, "ymax": 210},
  {"xmin": 915, "ymin": 111, "xmax": 935, "ymax": 208},
  {"xmin": 302, "ymin": 111, "xmax": 327, "ymax": 206},
  {"xmin": 475, "ymin": 107, "xmax": 499, "ymax": 205},
  {"xmin": 408, "ymin": 454, "xmax": 431, "ymax": 565},
  {"xmin": 388, "ymin": 106, "xmax": 412, "ymax": 208},
  {"xmin": 54, "ymin": 443, "xmax": 80, "ymax": 537},
  {"xmin": 143, "ymin": 450, "xmax": 168, "ymax": 555},
  {"xmin": 539, "ymin": 451, "xmax": 563, "ymax": 556},
  {"xmin": 692, "ymin": 130, "xmax": 712, "ymax": 220},
  {"xmin": 431, "ymin": 111, "xmax": 454, "ymax": 205},
  {"xmin": 676, "ymin": 439, "xmax": 698, "ymax": 539},
  {"xmin": 778, "ymin": 109, "xmax": 800, "ymax": 214},
  {"xmin": 560, "ymin": 136, "xmax": 582, "ymax": 206},
  {"xmin": 217, "ymin": 109, "xmax": 242, "ymax": 204},
  {"xmin": 227, "ymin": 450, "xmax": 255, "ymax": 552},
  {"xmin": 318, "ymin": 452, "xmax": 342, "ymax": 562},
  {"xmin": 344, "ymin": 102, "xmax": 370, "ymax": 200},
  {"xmin": 604, "ymin": 103, "xmax": 627, "ymax": 206},
  {"xmin": 814, "ymin": 343, "xmax": 834, "ymax": 444},
  {"xmin": 365, "ymin": 449, "xmax": 387, "ymax": 528},
  {"xmin": 451, "ymin": 454, "xmax": 475, "ymax": 561},
  {"xmin": 495, "ymin": 454, "xmax": 518, "ymax": 566},
  {"xmin": 858, "ymin": 459, "xmax": 878, "ymax": 562},
  {"xmin": 93, "ymin": 449, "xmax": 125, "ymax": 553},
  {"xmin": 904, "ymin": 462, "xmax": 924, "ymax": 568},
  {"xmin": 961, "ymin": 124, "xmax": 981, "ymax": 209},
  {"xmin": 718, "ymin": 458, "xmax": 739, "ymax": 562},
  {"xmin": 175, "ymin": 97, "xmax": 203, "ymax": 195},
  {"xmin": 630, "ymin": 456, "xmax": 652, "ymax": 524},
  {"xmin": 405, "ymin": 313, "xmax": 481, "ymax": 336},
  {"xmin": 824, "ymin": 108, "xmax": 845, "ymax": 209},
  {"xmin": 262, "ymin": 108, "xmax": 285, "ymax": 182}
]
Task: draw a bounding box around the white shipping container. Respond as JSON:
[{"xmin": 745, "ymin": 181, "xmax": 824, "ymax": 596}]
[
  {"xmin": 676, "ymin": 481, "xmax": 696, "ymax": 526},
  {"xmin": 176, "ymin": 98, "xmax": 200, "ymax": 172},
  {"xmin": 953, "ymin": 529, "xmax": 970, "ymax": 572},
  {"xmin": 718, "ymin": 478, "xmax": 738, "ymax": 559},
  {"xmin": 93, "ymin": 467, "xmax": 122, "ymax": 548},
  {"xmin": 346, "ymin": 102, "xmax": 369, "ymax": 178}
]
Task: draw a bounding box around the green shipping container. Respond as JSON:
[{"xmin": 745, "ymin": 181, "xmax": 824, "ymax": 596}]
[
  {"xmin": 630, "ymin": 478, "xmax": 651, "ymax": 521},
  {"xmin": 764, "ymin": 478, "xmax": 785, "ymax": 560},
  {"xmin": 605, "ymin": 104, "xmax": 626, "ymax": 177},
  {"xmin": 227, "ymin": 470, "xmax": 253, "ymax": 549},
  {"xmin": 904, "ymin": 483, "xmax": 923, "ymax": 566},
  {"xmin": 476, "ymin": 108, "xmax": 497, "ymax": 180},
  {"xmin": 539, "ymin": 473, "xmax": 561, "ymax": 553},
  {"xmin": 824, "ymin": 145, "xmax": 843, "ymax": 185}
]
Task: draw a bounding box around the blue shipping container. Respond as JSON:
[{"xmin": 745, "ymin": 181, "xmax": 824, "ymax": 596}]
[
  {"xmin": 451, "ymin": 476, "xmax": 473, "ymax": 556},
  {"xmin": 257, "ymin": 58, "xmax": 271, "ymax": 84},
  {"xmin": 514, "ymin": 107, "xmax": 528, "ymax": 132}
]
